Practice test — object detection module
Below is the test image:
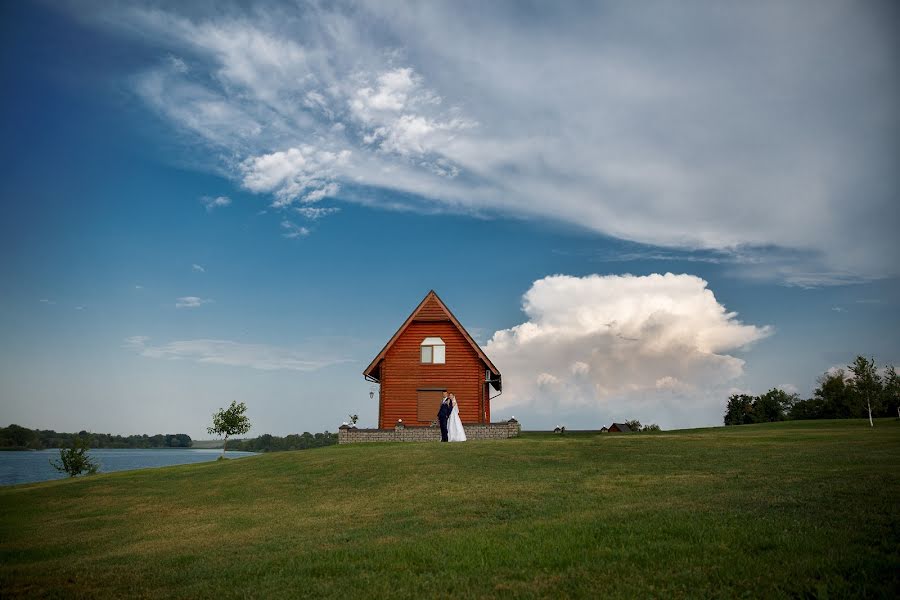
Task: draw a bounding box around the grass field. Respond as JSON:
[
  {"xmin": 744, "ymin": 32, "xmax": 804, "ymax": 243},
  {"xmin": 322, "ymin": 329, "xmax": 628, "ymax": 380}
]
[{"xmin": 1, "ymin": 419, "xmax": 898, "ymax": 598}]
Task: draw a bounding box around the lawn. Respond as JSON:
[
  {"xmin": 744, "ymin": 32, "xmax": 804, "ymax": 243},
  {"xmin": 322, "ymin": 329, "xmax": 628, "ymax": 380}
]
[{"xmin": 1, "ymin": 419, "xmax": 898, "ymax": 598}]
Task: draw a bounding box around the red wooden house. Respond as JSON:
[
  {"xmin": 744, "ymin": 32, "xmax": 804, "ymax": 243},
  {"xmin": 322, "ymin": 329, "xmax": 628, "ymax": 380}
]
[{"xmin": 363, "ymin": 291, "xmax": 502, "ymax": 430}]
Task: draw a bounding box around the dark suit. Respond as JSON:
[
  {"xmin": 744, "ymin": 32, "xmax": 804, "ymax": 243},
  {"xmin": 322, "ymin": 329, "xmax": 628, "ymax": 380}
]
[{"xmin": 437, "ymin": 399, "xmax": 451, "ymax": 442}]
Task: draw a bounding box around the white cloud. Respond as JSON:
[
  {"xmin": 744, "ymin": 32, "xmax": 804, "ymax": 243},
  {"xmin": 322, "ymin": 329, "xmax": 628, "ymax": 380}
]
[
  {"xmin": 38, "ymin": 298, "xmax": 55, "ymax": 305},
  {"xmin": 134, "ymin": 284, "xmax": 144, "ymax": 290},
  {"xmin": 280, "ymin": 220, "xmax": 310, "ymax": 239},
  {"xmin": 486, "ymin": 273, "xmax": 772, "ymax": 429},
  {"xmin": 167, "ymin": 54, "xmax": 188, "ymax": 73},
  {"xmin": 241, "ymin": 147, "xmax": 349, "ymax": 208},
  {"xmin": 124, "ymin": 336, "xmax": 348, "ymax": 371},
  {"xmin": 777, "ymin": 383, "xmax": 799, "ymax": 395},
  {"xmin": 201, "ymin": 195, "xmax": 231, "ymax": 211},
  {"xmin": 80, "ymin": 1, "xmax": 898, "ymax": 283},
  {"xmin": 295, "ymin": 206, "xmax": 340, "ymax": 220},
  {"xmin": 192, "ymin": 263, "xmax": 205, "ymax": 273},
  {"xmin": 175, "ymin": 296, "xmax": 212, "ymax": 308},
  {"xmin": 351, "ymin": 68, "xmax": 419, "ymax": 117}
]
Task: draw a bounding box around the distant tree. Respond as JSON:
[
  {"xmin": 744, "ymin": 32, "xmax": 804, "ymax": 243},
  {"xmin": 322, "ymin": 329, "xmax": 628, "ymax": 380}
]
[
  {"xmin": 624, "ymin": 419, "xmax": 642, "ymax": 432},
  {"xmin": 788, "ymin": 397, "xmax": 827, "ymax": 420},
  {"xmin": 724, "ymin": 394, "xmax": 755, "ymax": 425},
  {"xmin": 752, "ymin": 388, "xmax": 795, "ymax": 423},
  {"xmin": 207, "ymin": 401, "xmax": 252, "ymax": 457},
  {"xmin": 848, "ymin": 356, "xmax": 881, "ymax": 427},
  {"xmin": 643, "ymin": 423, "xmax": 661, "ymax": 432},
  {"xmin": 0, "ymin": 424, "xmax": 42, "ymax": 449},
  {"xmin": 813, "ymin": 369, "xmax": 855, "ymax": 418},
  {"xmin": 50, "ymin": 436, "xmax": 99, "ymax": 477},
  {"xmin": 883, "ymin": 365, "xmax": 900, "ymax": 419}
]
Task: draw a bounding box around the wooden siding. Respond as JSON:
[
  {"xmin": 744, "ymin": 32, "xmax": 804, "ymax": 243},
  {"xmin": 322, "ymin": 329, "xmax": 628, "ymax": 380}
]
[
  {"xmin": 380, "ymin": 321, "xmax": 488, "ymax": 429},
  {"xmin": 416, "ymin": 389, "xmax": 444, "ymax": 422},
  {"xmin": 415, "ymin": 296, "xmax": 447, "ymax": 321}
]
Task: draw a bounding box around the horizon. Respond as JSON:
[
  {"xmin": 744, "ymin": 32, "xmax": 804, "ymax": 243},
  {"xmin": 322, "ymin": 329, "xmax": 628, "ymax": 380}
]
[{"xmin": 1, "ymin": 0, "xmax": 898, "ymax": 439}]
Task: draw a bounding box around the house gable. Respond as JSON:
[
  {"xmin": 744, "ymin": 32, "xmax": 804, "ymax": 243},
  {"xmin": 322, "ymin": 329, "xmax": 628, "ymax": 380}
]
[{"xmin": 363, "ymin": 290, "xmax": 501, "ymax": 391}]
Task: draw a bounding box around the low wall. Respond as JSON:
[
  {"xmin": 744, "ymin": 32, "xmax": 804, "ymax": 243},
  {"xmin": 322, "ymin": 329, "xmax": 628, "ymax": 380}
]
[{"xmin": 338, "ymin": 419, "xmax": 520, "ymax": 444}]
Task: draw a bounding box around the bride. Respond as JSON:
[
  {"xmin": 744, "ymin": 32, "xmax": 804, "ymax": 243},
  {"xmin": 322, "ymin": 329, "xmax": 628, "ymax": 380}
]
[{"xmin": 447, "ymin": 393, "xmax": 467, "ymax": 442}]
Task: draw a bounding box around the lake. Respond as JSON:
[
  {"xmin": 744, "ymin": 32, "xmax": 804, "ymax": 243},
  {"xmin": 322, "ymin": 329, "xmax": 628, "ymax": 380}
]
[{"xmin": 0, "ymin": 448, "xmax": 257, "ymax": 486}]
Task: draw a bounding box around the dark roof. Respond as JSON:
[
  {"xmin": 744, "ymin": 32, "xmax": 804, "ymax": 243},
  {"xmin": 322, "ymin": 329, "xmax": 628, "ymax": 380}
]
[
  {"xmin": 362, "ymin": 290, "xmax": 501, "ymax": 390},
  {"xmin": 610, "ymin": 422, "xmax": 632, "ymax": 433}
]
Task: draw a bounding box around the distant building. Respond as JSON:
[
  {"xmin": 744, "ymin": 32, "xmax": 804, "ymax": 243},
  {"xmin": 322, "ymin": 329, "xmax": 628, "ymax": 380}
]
[
  {"xmin": 608, "ymin": 422, "xmax": 632, "ymax": 433},
  {"xmin": 363, "ymin": 290, "xmax": 502, "ymax": 430},
  {"xmin": 600, "ymin": 426, "xmax": 609, "ymax": 433}
]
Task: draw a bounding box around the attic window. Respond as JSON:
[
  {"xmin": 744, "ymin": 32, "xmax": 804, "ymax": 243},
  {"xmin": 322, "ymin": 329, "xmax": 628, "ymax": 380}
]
[{"xmin": 420, "ymin": 337, "xmax": 446, "ymax": 364}]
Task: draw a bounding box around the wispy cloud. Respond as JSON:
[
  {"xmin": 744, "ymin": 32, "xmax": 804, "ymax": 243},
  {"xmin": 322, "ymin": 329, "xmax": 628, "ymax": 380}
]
[
  {"xmin": 134, "ymin": 284, "xmax": 144, "ymax": 290},
  {"xmin": 280, "ymin": 220, "xmax": 309, "ymax": 239},
  {"xmin": 192, "ymin": 263, "xmax": 205, "ymax": 273},
  {"xmin": 124, "ymin": 336, "xmax": 350, "ymax": 371},
  {"xmin": 295, "ymin": 206, "xmax": 340, "ymax": 220},
  {"xmin": 175, "ymin": 296, "xmax": 212, "ymax": 308},
  {"xmin": 38, "ymin": 298, "xmax": 55, "ymax": 305},
  {"xmin": 201, "ymin": 195, "xmax": 231, "ymax": 211},
  {"xmin": 832, "ymin": 306, "xmax": 847, "ymax": 313},
  {"xmin": 75, "ymin": 1, "xmax": 899, "ymax": 284}
]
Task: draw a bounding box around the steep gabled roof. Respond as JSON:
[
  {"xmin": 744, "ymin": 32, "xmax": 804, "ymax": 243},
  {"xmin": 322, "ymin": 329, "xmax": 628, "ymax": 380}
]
[{"xmin": 363, "ymin": 290, "xmax": 501, "ymax": 390}]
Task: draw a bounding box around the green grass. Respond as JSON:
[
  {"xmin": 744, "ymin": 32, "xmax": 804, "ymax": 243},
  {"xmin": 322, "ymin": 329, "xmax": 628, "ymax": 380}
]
[{"xmin": 1, "ymin": 419, "xmax": 898, "ymax": 598}]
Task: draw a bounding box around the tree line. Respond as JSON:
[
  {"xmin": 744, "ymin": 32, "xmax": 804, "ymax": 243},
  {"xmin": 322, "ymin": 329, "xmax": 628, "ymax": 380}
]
[
  {"xmin": 227, "ymin": 432, "xmax": 337, "ymax": 452},
  {"xmin": 0, "ymin": 424, "xmax": 192, "ymax": 450},
  {"xmin": 725, "ymin": 356, "xmax": 899, "ymax": 426}
]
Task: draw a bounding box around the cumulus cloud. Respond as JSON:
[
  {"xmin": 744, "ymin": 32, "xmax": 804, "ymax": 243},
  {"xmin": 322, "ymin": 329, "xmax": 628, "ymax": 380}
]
[
  {"xmin": 486, "ymin": 273, "xmax": 772, "ymax": 429},
  {"xmin": 124, "ymin": 336, "xmax": 348, "ymax": 371},
  {"xmin": 240, "ymin": 147, "xmax": 349, "ymax": 208},
  {"xmin": 73, "ymin": 1, "xmax": 898, "ymax": 282},
  {"xmin": 175, "ymin": 296, "xmax": 212, "ymax": 308}
]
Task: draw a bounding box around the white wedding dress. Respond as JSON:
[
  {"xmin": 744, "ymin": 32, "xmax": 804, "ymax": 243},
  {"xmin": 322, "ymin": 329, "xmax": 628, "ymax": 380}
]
[{"xmin": 448, "ymin": 402, "xmax": 467, "ymax": 442}]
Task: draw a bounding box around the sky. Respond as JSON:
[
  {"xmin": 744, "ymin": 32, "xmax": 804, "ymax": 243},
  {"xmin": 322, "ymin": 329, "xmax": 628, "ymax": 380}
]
[{"xmin": 1, "ymin": 0, "xmax": 898, "ymax": 438}]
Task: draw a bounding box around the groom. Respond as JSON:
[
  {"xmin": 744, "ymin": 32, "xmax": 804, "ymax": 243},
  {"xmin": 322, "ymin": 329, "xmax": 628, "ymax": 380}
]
[{"xmin": 437, "ymin": 390, "xmax": 452, "ymax": 442}]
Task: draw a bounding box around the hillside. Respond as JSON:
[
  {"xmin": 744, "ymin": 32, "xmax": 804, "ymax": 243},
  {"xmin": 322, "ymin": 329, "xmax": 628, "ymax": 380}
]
[{"xmin": 1, "ymin": 420, "xmax": 898, "ymax": 598}]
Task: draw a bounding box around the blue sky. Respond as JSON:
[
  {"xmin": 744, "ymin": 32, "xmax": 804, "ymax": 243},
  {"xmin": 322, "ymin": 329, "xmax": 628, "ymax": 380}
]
[{"xmin": 1, "ymin": 0, "xmax": 898, "ymax": 437}]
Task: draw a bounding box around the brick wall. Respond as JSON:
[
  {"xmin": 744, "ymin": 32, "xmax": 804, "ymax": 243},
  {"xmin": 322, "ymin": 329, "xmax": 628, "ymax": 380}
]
[{"xmin": 338, "ymin": 419, "xmax": 520, "ymax": 444}]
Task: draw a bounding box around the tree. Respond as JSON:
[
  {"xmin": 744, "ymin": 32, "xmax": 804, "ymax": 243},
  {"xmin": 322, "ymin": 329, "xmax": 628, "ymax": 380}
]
[
  {"xmin": 882, "ymin": 365, "xmax": 899, "ymax": 419},
  {"xmin": 207, "ymin": 401, "xmax": 252, "ymax": 457},
  {"xmin": 752, "ymin": 388, "xmax": 795, "ymax": 423},
  {"xmin": 50, "ymin": 436, "xmax": 99, "ymax": 477},
  {"xmin": 848, "ymin": 356, "xmax": 881, "ymax": 427},
  {"xmin": 624, "ymin": 419, "xmax": 642, "ymax": 432},
  {"xmin": 724, "ymin": 394, "xmax": 755, "ymax": 425},
  {"xmin": 814, "ymin": 369, "xmax": 855, "ymax": 418}
]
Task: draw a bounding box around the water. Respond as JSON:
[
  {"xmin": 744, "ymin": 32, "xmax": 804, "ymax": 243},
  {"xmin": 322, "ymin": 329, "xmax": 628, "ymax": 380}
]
[{"xmin": 0, "ymin": 448, "xmax": 256, "ymax": 486}]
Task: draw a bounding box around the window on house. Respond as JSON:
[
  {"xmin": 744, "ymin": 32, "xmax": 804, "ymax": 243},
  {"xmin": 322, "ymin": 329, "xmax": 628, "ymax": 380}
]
[{"xmin": 420, "ymin": 337, "xmax": 446, "ymax": 364}]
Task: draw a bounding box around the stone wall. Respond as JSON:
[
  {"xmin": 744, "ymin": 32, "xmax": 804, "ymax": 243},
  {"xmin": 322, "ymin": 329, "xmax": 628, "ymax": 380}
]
[{"xmin": 338, "ymin": 419, "xmax": 520, "ymax": 444}]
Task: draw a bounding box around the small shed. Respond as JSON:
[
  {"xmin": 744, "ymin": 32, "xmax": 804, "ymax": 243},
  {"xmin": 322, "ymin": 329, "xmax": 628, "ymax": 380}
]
[
  {"xmin": 608, "ymin": 422, "xmax": 632, "ymax": 433},
  {"xmin": 600, "ymin": 426, "xmax": 609, "ymax": 433}
]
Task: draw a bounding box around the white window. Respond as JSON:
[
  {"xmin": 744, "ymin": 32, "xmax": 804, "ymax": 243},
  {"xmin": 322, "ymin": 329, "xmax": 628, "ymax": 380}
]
[{"xmin": 420, "ymin": 337, "xmax": 446, "ymax": 364}]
